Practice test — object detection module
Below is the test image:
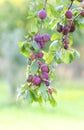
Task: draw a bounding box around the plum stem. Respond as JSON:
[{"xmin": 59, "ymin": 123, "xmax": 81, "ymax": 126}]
[
  {"xmin": 39, "ymin": 0, "xmax": 48, "ymax": 34},
  {"xmin": 68, "ymin": 1, "xmax": 73, "ymax": 10}
]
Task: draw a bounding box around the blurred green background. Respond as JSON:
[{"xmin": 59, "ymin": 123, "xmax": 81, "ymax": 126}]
[{"xmin": 0, "ymin": 0, "xmax": 84, "ymax": 130}]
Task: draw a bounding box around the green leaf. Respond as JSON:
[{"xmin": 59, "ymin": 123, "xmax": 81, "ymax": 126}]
[
  {"xmin": 49, "ymin": 40, "xmax": 60, "ymax": 52},
  {"xmin": 62, "ymin": 50, "xmax": 73, "ymax": 64},
  {"xmin": 73, "ymin": 50, "xmax": 80, "ymax": 59},
  {"xmin": 30, "ymin": 60, "xmax": 38, "ymax": 74},
  {"xmin": 55, "ymin": 51, "xmax": 63, "ymax": 64},
  {"xmin": 21, "ymin": 83, "xmax": 28, "ymax": 91},
  {"xmin": 30, "ymin": 90, "xmax": 38, "ymax": 102},
  {"xmin": 43, "ymin": 52, "xmax": 54, "ymax": 64},
  {"xmin": 26, "ymin": 90, "xmax": 33, "ymax": 104},
  {"xmin": 40, "ymin": 83, "xmax": 48, "ymax": 101},
  {"xmin": 51, "ymin": 33, "xmax": 59, "ymax": 41},
  {"xmin": 32, "ymin": 41, "xmax": 40, "ymax": 51},
  {"xmin": 18, "ymin": 41, "xmax": 31, "ymax": 57},
  {"xmin": 48, "ymin": 94, "xmax": 57, "ymax": 106}
]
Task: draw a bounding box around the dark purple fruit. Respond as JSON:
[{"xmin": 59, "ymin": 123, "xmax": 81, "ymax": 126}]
[
  {"xmin": 41, "ymin": 64, "xmax": 49, "ymax": 73},
  {"xmin": 65, "ymin": 10, "xmax": 72, "ymax": 19},
  {"xmin": 38, "ymin": 9, "xmax": 47, "ymax": 19},
  {"xmin": 32, "ymin": 76, "xmax": 41, "ymax": 86}
]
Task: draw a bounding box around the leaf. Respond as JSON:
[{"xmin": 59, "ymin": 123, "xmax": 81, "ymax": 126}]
[
  {"xmin": 62, "ymin": 50, "xmax": 73, "ymax": 64},
  {"xmin": 40, "ymin": 83, "xmax": 48, "ymax": 101},
  {"xmin": 49, "ymin": 40, "xmax": 60, "ymax": 52},
  {"xmin": 26, "ymin": 89, "xmax": 33, "ymax": 103},
  {"xmin": 73, "ymin": 50, "xmax": 80, "ymax": 59},
  {"xmin": 55, "ymin": 51, "xmax": 63, "ymax": 64},
  {"xmin": 18, "ymin": 41, "xmax": 31, "ymax": 57},
  {"xmin": 32, "ymin": 41, "xmax": 40, "ymax": 51},
  {"xmin": 30, "ymin": 60, "xmax": 38, "ymax": 74},
  {"xmin": 48, "ymin": 94, "xmax": 57, "ymax": 106},
  {"xmin": 55, "ymin": 5, "xmax": 64, "ymax": 11},
  {"xmin": 43, "ymin": 52, "xmax": 54, "ymax": 64},
  {"xmin": 51, "ymin": 33, "xmax": 59, "ymax": 41},
  {"xmin": 21, "ymin": 83, "xmax": 28, "ymax": 91}
]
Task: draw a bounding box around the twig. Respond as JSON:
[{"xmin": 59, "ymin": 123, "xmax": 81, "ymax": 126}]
[
  {"xmin": 39, "ymin": 0, "xmax": 48, "ymax": 34},
  {"xmin": 74, "ymin": 13, "xmax": 80, "ymax": 21},
  {"xmin": 44, "ymin": 0, "xmax": 48, "ymax": 10},
  {"xmin": 68, "ymin": 1, "xmax": 73, "ymax": 10}
]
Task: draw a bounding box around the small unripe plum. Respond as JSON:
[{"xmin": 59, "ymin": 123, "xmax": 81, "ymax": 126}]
[
  {"xmin": 65, "ymin": 10, "xmax": 72, "ymax": 19},
  {"xmin": 42, "ymin": 34, "xmax": 50, "ymax": 42},
  {"xmin": 40, "ymin": 72, "xmax": 49, "ymax": 80},
  {"xmin": 80, "ymin": 9, "xmax": 84, "ymax": 17},
  {"xmin": 30, "ymin": 53, "xmax": 37, "ymax": 61},
  {"xmin": 38, "ymin": 9, "xmax": 47, "ymax": 19},
  {"xmin": 48, "ymin": 88, "xmax": 52, "ymax": 95},
  {"xmin": 62, "ymin": 26, "xmax": 69, "ymax": 35},
  {"xmin": 64, "ymin": 43, "xmax": 69, "ymax": 49},
  {"xmin": 63, "ymin": 36, "xmax": 70, "ymax": 44},
  {"xmin": 27, "ymin": 75, "xmax": 33, "ymax": 82},
  {"xmin": 38, "ymin": 52, "xmax": 44, "ymax": 58},
  {"xmin": 41, "ymin": 64, "xmax": 49, "ymax": 73},
  {"xmin": 32, "ymin": 76, "xmax": 41, "ymax": 86}
]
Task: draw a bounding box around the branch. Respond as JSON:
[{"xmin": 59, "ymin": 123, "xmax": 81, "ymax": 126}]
[{"xmin": 44, "ymin": 0, "xmax": 48, "ymax": 10}]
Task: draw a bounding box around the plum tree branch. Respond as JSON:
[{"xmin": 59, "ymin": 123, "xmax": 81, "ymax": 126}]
[
  {"xmin": 44, "ymin": 0, "xmax": 48, "ymax": 10},
  {"xmin": 68, "ymin": 1, "xmax": 73, "ymax": 10}
]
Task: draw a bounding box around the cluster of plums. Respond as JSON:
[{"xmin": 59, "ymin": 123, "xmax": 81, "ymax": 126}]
[
  {"xmin": 27, "ymin": 9, "xmax": 52, "ymax": 95},
  {"xmin": 57, "ymin": 0, "xmax": 84, "ymax": 49}
]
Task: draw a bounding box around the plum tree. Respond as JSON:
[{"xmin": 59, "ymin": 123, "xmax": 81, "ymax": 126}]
[{"xmin": 17, "ymin": 0, "xmax": 84, "ymax": 106}]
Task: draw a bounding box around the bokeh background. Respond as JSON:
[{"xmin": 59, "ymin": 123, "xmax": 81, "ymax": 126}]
[{"xmin": 0, "ymin": 0, "xmax": 84, "ymax": 130}]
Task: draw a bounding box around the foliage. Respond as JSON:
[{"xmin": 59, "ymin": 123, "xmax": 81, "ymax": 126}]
[{"xmin": 17, "ymin": 0, "xmax": 84, "ymax": 106}]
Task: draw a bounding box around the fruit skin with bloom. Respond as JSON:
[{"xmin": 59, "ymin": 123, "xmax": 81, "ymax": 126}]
[
  {"xmin": 62, "ymin": 26, "xmax": 69, "ymax": 35},
  {"xmin": 34, "ymin": 34, "xmax": 42, "ymax": 42},
  {"xmin": 48, "ymin": 88, "xmax": 52, "ymax": 95},
  {"xmin": 38, "ymin": 9, "xmax": 47, "ymax": 19},
  {"xmin": 40, "ymin": 72, "xmax": 49, "ymax": 80},
  {"xmin": 41, "ymin": 64, "xmax": 49, "ymax": 73},
  {"xmin": 65, "ymin": 10, "xmax": 72, "ymax": 19},
  {"xmin": 38, "ymin": 52, "xmax": 44, "ymax": 58},
  {"xmin": 42, "ymin": 34, "xmax": 50, "ymax": 42},
  {"xmin": 30, "ymin": 53, "xmax": 37, "ymax": 61},
  {"xmin": 32, "ymin": 76, "xmax": 41, "ymax": 86}
]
